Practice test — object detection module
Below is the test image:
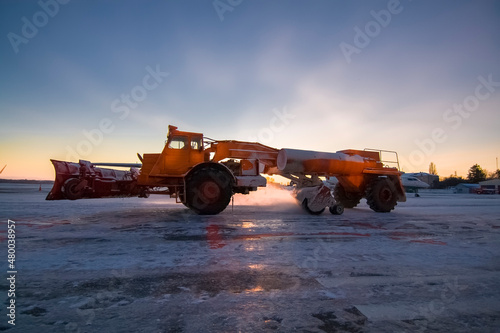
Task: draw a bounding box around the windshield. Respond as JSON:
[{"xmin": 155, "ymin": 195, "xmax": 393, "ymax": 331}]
[{"xmin": 168, "ymin": 136, "xmax": 187, "ymax": 149}]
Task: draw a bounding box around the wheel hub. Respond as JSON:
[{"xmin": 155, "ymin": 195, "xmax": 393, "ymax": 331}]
[
  {"xmin": 379, "ymin": 187, "xmax": 393, "ymax": 203},
  {"xmin": 199, "ymin": 181, "xmax": 221, "ymax": 202}
]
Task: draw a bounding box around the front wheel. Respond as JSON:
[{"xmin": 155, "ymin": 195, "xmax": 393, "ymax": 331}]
[
  {"xmin": 185, "ymin": 167, "xmax": 233, "ymax": 215},
  {"xmin": 333, "ymin": 184, "xmax": 362, "ymax": 208}
]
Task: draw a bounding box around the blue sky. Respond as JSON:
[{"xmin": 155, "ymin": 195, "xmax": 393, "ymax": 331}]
[{"xmin": 1, "ymin": 0, "xmax": 499, "ymax": 179}]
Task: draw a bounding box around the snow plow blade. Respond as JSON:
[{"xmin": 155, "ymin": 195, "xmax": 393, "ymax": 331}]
[{"xmin": 46, "ymin": 159, "xmax": 145, "ymax": 200}]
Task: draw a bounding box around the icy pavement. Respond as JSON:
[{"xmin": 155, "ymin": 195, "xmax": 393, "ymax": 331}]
[{"xmin": 1, "ymin": 184, "xmax": 500, "ymax": 332}]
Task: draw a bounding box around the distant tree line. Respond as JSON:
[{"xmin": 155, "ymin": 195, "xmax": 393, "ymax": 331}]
[{"xmin": 429, "ymin": 163, "xmax": 499, "ymax": 189}]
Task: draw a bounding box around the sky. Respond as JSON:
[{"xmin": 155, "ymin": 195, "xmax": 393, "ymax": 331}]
[{"xmin": 0, "ymin": 0, "xmax": 499, "ymax": 180}]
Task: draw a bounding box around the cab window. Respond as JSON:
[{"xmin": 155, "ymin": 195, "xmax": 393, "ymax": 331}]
[
  {"xmin": 191, "ymin": 137, "xmax": 202, "ymax": 150},
  {"xmin": 168, "ymin": 136, "xmax": 187, "ymax": 149}
]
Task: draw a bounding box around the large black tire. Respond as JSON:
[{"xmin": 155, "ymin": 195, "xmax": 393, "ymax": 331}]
[
  {"xmin": 333, "ymin": 183, "xmax": 362, "ymax": 208},
  {"xmin": 366, "ymin": 178, "xmax": 398, "ymax": 213},
  {"xmin": 63, "ymin": 178, "xmax": 84, "ymax": 200},
  {"xmin": 185, "ymin": 167, "xmax": 233, "ymax": 215},
  {"xmin": 301, "ymin": 199, "xmax": 325, "ymax": 215}
]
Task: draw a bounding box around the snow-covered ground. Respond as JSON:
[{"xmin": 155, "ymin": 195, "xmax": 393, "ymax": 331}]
[{"xmin": 1, "ymin": 183, "xmax": 500, "ymax": 332}]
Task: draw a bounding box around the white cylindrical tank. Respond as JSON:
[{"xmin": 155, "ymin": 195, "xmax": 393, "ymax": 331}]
[{"xmin": 277, "ymin": 148, "xmax": 365, "ymax": 174}]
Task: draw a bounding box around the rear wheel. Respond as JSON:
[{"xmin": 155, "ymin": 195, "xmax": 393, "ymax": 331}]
[
  {"xmin": 301, "ymin": 199, "xmax": 325, "ymax": 215},
  {"xmin": 333, "ymin": 184, "xmax": 362, "ymax": 208},
  {"xmin": 185, "ymin": 167, "xmax": 233, "ymax": 215},
  {"xmin": 366, "ymin": 178, "xmax": 398, "ymax": 212}
]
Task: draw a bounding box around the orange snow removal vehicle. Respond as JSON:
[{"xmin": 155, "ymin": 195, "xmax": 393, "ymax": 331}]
[{"xmin": 47, "ymin": 125, "xmax": 406, "ymax": 215}]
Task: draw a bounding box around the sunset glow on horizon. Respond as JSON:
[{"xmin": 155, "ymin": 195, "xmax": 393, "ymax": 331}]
[{"xmin": 1, "ymin": 0, "xmax": 499, "ymax": 180}]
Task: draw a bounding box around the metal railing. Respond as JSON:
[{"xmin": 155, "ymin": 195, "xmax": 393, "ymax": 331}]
[{"xmin": 364, "ymin": 148, "xmax": 401, "ymax": 171}]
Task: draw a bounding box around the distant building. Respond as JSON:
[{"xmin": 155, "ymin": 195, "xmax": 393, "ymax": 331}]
[
  {"xmin": 454, "ymin": 183, "xmax": 480, "ymax": 194},
  {"xmin": 479, "ymin": 179, "xmax": 500, "ymax": 194},
  {"xmin": 406, "ymin": 172, "xmax": 439, "ymax": 188}
]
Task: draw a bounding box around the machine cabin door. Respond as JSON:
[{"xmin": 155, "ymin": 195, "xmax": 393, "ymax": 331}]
[
  {"xmin": 188, "ymin": 135, "xmax": 204, "ymax": 165},
  {"xmin": 159, "ymin": 134, "xmax": 204, "ymax": 175}
]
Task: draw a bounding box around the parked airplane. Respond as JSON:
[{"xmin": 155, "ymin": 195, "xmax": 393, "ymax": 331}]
[{"xmin": 401, "ymin": 174, "xmax": 430, "ymax": 196}]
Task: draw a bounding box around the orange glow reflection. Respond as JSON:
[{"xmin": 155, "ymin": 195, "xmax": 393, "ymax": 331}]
[
  {"xmin": 245, "ymin": 286, "xmax": 264, "ymax": 293},
  {"xmin": 241, "ymin": 221, "xmax": 257, "ymax": 229}
]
